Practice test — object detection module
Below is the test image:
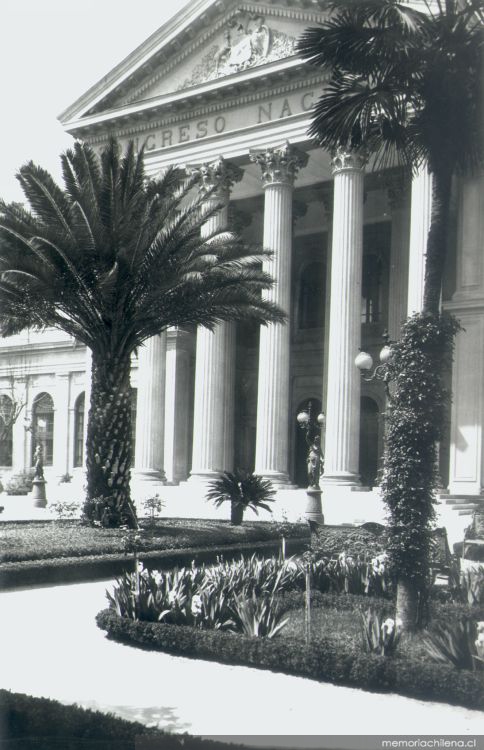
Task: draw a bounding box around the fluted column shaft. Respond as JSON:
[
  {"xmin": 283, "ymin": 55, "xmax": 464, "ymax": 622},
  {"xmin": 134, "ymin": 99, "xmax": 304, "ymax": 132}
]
[
  {"xmin": 251, "ymin": 142, "xmax": 308, "ymax": 485},
  {"xmin": 190, "ymin": 158, "xmax": 242, "ymax": 481},
  {"xmin": 134, "ymin": 333, "xmax": 167, "ymax": 479},
  {"xmin": 323, "ymin": 147, "xmax": 367, "ymax": 485},
  {"xmin": 407, "ymin": 166, "xmax": 432, "ymax": 315},
  {"xmin": 53, "ymin": 372, "xmax": 70, "ymax": 477}
]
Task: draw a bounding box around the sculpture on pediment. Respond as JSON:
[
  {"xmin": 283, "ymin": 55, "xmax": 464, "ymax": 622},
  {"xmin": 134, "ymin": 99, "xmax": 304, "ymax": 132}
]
[
  {"xmin": 215, "ymin": 13, "xmax": 271, "ymax": 74},
  {"xmin": 178, "ymin": 12, "xmax": 297, "ymax": 90}
]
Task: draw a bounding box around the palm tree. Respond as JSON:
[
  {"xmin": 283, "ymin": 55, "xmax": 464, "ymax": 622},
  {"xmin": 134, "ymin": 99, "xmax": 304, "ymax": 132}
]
[
  {"xmin": 297, "ymin": 0, "xmax": 482, "ymax": 629},
  {"xmin": 206, "ymin": 470, "xmax": 276, "ymax": 525},
  {"xmin": 0, "ymin": 139, "xmax": 285, "ymax": 528}
]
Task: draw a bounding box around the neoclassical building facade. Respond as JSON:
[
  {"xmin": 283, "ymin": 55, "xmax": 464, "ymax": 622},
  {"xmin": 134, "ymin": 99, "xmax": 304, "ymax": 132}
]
[{"xmin": 0, "ymin": 0, "xmax": 483, "ymax": 507}]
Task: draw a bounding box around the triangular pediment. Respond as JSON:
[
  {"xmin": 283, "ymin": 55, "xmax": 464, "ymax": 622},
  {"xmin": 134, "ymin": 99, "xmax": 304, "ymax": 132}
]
[{"xmin": 60, "ymin": 0, "xmax": 328, "ymax": 128}]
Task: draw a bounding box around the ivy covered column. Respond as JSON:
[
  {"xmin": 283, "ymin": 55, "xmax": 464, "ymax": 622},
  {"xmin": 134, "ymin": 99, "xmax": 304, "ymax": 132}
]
[
  {"xmin": 322, "ymin": 146, "xmax": 367, "ymax": 486},
  {"xmin": 250, "ymin": 142, "xmax": 308, "ymax": 487},
  {"xmin": 189, "ymin": 158, "xmax": 243, "ymax": 483}
]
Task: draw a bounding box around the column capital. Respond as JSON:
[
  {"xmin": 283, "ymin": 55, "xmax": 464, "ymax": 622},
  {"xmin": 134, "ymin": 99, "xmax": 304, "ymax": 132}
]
[
  {"xmin": 188, "ymin": 157, "xmax": 243, "ymax": 203},
  {"xmin": 331, "ymin": 146, "xmax": 368, "ymax": 175},
  {"xmin": 250, "ymin": 141, "xmax": 308, "ymax": 188}
]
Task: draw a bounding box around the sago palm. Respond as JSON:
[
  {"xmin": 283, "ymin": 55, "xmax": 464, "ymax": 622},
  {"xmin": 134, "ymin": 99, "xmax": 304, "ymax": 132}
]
[
  {"xmin": 206, "ymin": 469, "xmax": 276, "ymax": 525},
  {"xmin": 0, "ymin": 139, "xmax": 284, "ymax": 528},
  {"xmin": 297, "ymin": 0, "xmax": 483, "ymax": 630}
]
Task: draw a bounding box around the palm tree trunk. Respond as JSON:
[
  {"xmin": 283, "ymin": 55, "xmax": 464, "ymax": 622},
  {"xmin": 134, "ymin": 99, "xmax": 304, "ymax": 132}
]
[
  {"xmin": 395, "ymin": 575, "xmax": 419, "ymax": 632},
  {"xmin": 84, "ymin": 349, "xmax": 137, "ymax": 528}
]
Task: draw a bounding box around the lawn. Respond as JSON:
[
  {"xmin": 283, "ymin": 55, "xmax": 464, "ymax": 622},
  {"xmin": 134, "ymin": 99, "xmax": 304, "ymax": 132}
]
[{"xmin": 0, "ymin": 518, "xmax": 308, "ymax": 563}]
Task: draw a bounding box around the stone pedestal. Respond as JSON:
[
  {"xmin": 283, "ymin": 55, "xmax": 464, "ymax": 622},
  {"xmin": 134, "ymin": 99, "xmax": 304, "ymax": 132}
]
[
  {"xmin": 305, "ymin": 487, "xmax": 324, "ymax": 525},
  {"xmin": 251, "ymin": 142, "xmax": 307, "ymax": 487},
  {"xmin": 322, "ymin": 147, "xmax": 367, "ymax": 485},
  {"xmin": 32, "ymin": 478, "xmax": 47, "ymax": 507}
]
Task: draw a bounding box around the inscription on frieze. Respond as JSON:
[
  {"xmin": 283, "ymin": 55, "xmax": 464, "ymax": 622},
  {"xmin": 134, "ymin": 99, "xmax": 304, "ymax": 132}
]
[{"xmin": 178, "ymin": 11, "xmax": 297, "ymax": 89}]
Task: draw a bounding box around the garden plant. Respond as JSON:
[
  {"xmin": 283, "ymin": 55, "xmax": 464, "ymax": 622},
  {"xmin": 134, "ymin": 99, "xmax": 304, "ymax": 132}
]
[{"xmin": 206, "ymin": 469, "xmax": 276, "ymax": 525}]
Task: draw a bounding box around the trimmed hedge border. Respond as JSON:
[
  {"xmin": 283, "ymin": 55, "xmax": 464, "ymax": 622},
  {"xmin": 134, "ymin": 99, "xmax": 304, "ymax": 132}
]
[
  {"xmin": 96, "ymin": 607, "xmax": 484, "ymax": 712},
  {"xmin": 0, "ymin": 537, "xmax": 307, "ymax": 590},
  {"xmin": 0, "ymin": 688, "xmax": 247, "ymax": 750}
]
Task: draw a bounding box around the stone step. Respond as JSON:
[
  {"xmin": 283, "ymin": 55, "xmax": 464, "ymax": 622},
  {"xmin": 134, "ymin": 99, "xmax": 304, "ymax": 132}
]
[{"xmin": 457, "ymin": 509, "xmax": 477, "ymax": 516}]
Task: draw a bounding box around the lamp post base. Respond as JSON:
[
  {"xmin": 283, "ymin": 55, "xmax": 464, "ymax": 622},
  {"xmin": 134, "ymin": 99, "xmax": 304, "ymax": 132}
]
[{"xmin": 32, "ymin": 479, "xmax": 47, "ymax": 508}]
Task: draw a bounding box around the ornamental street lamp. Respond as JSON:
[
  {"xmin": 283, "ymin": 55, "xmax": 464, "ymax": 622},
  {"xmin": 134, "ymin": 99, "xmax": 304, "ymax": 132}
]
[
  {"xmin": 355, "ymin": 331, "xmax": 394, "ymax": 398},
  {"xmin": 297, "ymin": 401, "xmax": 325, "ymax": 526}
]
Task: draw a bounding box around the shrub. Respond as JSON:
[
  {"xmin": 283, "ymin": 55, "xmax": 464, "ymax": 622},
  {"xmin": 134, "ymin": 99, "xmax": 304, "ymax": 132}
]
[
  {"xmin": 5, "ymin": 470, "xmax": 35, "ymax": 495},
  {"xmin": 48, "ymin": 501, "xmax": 80, "ymax": 520},
  {"xmin": 0, "ymin": 688, "xmax": 244, "ymax": 749},
  {"xmin": 311, "ymin": 526, "xmax": 387, "ymax": 560},
  {"xmin": 142, "ymin": 493, "xmax": 165, "ymax": 528}
]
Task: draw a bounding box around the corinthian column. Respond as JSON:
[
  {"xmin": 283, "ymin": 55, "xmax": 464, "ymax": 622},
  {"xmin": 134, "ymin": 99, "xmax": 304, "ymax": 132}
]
[
  {"xmin": 189, "ymin": 158, "xmax": 243, "ymax": 482},
  {"xmin": 407, "ymin": 165, "xmax": 432, "ymax": 314},
  {"xmin": 322, "ymin": 146, "xmax": 367, "ymax": 485},
  {"xmin": 250, "ymin": 141, "xmax": 308, "ymax": 486},
  {"xmin": 134, "ymin": 333, "xmax": 167, "ymax": 480}
]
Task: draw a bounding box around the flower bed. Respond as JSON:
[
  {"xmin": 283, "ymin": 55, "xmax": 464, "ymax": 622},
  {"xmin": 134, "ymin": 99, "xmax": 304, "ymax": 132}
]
[
  {"xmin": 96, "ymin": 604, "xmax": 484, "ymax": 711},
  {"xmin": 96, "ymin": 554, "xmax": 484, "ymax": 711}
]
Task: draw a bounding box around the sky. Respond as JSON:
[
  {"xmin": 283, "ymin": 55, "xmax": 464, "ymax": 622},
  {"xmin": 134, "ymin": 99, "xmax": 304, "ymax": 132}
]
[{"xmin": 0, "ymin": 0, "xmax": 191, "ymax": 204}]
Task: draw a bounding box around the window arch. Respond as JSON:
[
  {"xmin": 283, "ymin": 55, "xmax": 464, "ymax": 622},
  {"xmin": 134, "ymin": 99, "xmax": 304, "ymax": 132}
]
[
  {"xmin": 0, "ymin": 395, "xmax": 13, "ymax": 466},
  {"xmin": 298, "ymin": 262, "xmax": 326, "ymax": 329},
  {"xmin": 73, "ymin": 392, "xmax": 85, "ymax": 468},
  {"xmin": 31, "ymin": 392, "xmax": 54, "ymax": 466}
]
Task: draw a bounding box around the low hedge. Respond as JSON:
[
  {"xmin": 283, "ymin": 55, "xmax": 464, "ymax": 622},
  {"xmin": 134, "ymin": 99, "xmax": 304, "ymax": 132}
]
[
  {"xmin": 0, "ymin": 689, "xmax": 248, "ymax": 749},
  {"xmin": 0, "ymin": 537, "xmax": 307, "ymax": 590},
  {"xmin": 96, "ymin": 608, "xmax": 484, "ymax": 711}
]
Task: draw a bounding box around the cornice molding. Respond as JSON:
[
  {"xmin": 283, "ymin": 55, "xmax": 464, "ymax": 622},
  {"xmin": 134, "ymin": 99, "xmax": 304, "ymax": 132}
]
[{"xmin": 76, "ymin": 72, "xmax": 326, "ymax": 145}]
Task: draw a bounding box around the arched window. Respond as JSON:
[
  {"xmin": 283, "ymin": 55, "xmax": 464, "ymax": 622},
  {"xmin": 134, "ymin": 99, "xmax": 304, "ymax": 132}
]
[
  {"xmin": 73, "ymin": 393, "xmax": 85, "ymax": 468},
  {"xmin": 0, "ymin": 395, "xmax": 13, "ymax": 466},
  {"xmin": 298, "ymin": 262, "xmax": 326, "ymax": 329},
  {"xmin": 131, "ymin": 388, "xmax": 137, "ymax": 459},
  {"xmin": 31, "ymin": 393, "xmax": 54, "ymax": 466}
]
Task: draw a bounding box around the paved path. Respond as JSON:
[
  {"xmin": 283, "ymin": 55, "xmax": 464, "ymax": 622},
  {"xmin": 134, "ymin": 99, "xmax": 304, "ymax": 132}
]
[{"xmin": 0, "ymin": 580, "xmax": 482, "ymax": 742}]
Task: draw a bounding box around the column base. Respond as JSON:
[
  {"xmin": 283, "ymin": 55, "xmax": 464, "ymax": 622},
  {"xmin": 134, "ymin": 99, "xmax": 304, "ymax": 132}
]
[
  {"xmin": 186, "ymin": 470, "xmax": 222, "ymax": 484},
  {"xmin": 134, "ymin": 470, "xmax": 166, "ymax": 484},
  {"xmin": 321, "ymin": 472, "xmax": 361, "ymax": 487},
  {"xmin": 256, "ymin": 471, "xmax": 297, "ymax": 490}
]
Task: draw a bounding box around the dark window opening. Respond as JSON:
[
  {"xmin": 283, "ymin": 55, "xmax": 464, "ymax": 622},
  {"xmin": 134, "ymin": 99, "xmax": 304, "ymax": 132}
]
[{"xmin": 31, "ymin": 393, "xmax": 54, "ymax": 466}]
